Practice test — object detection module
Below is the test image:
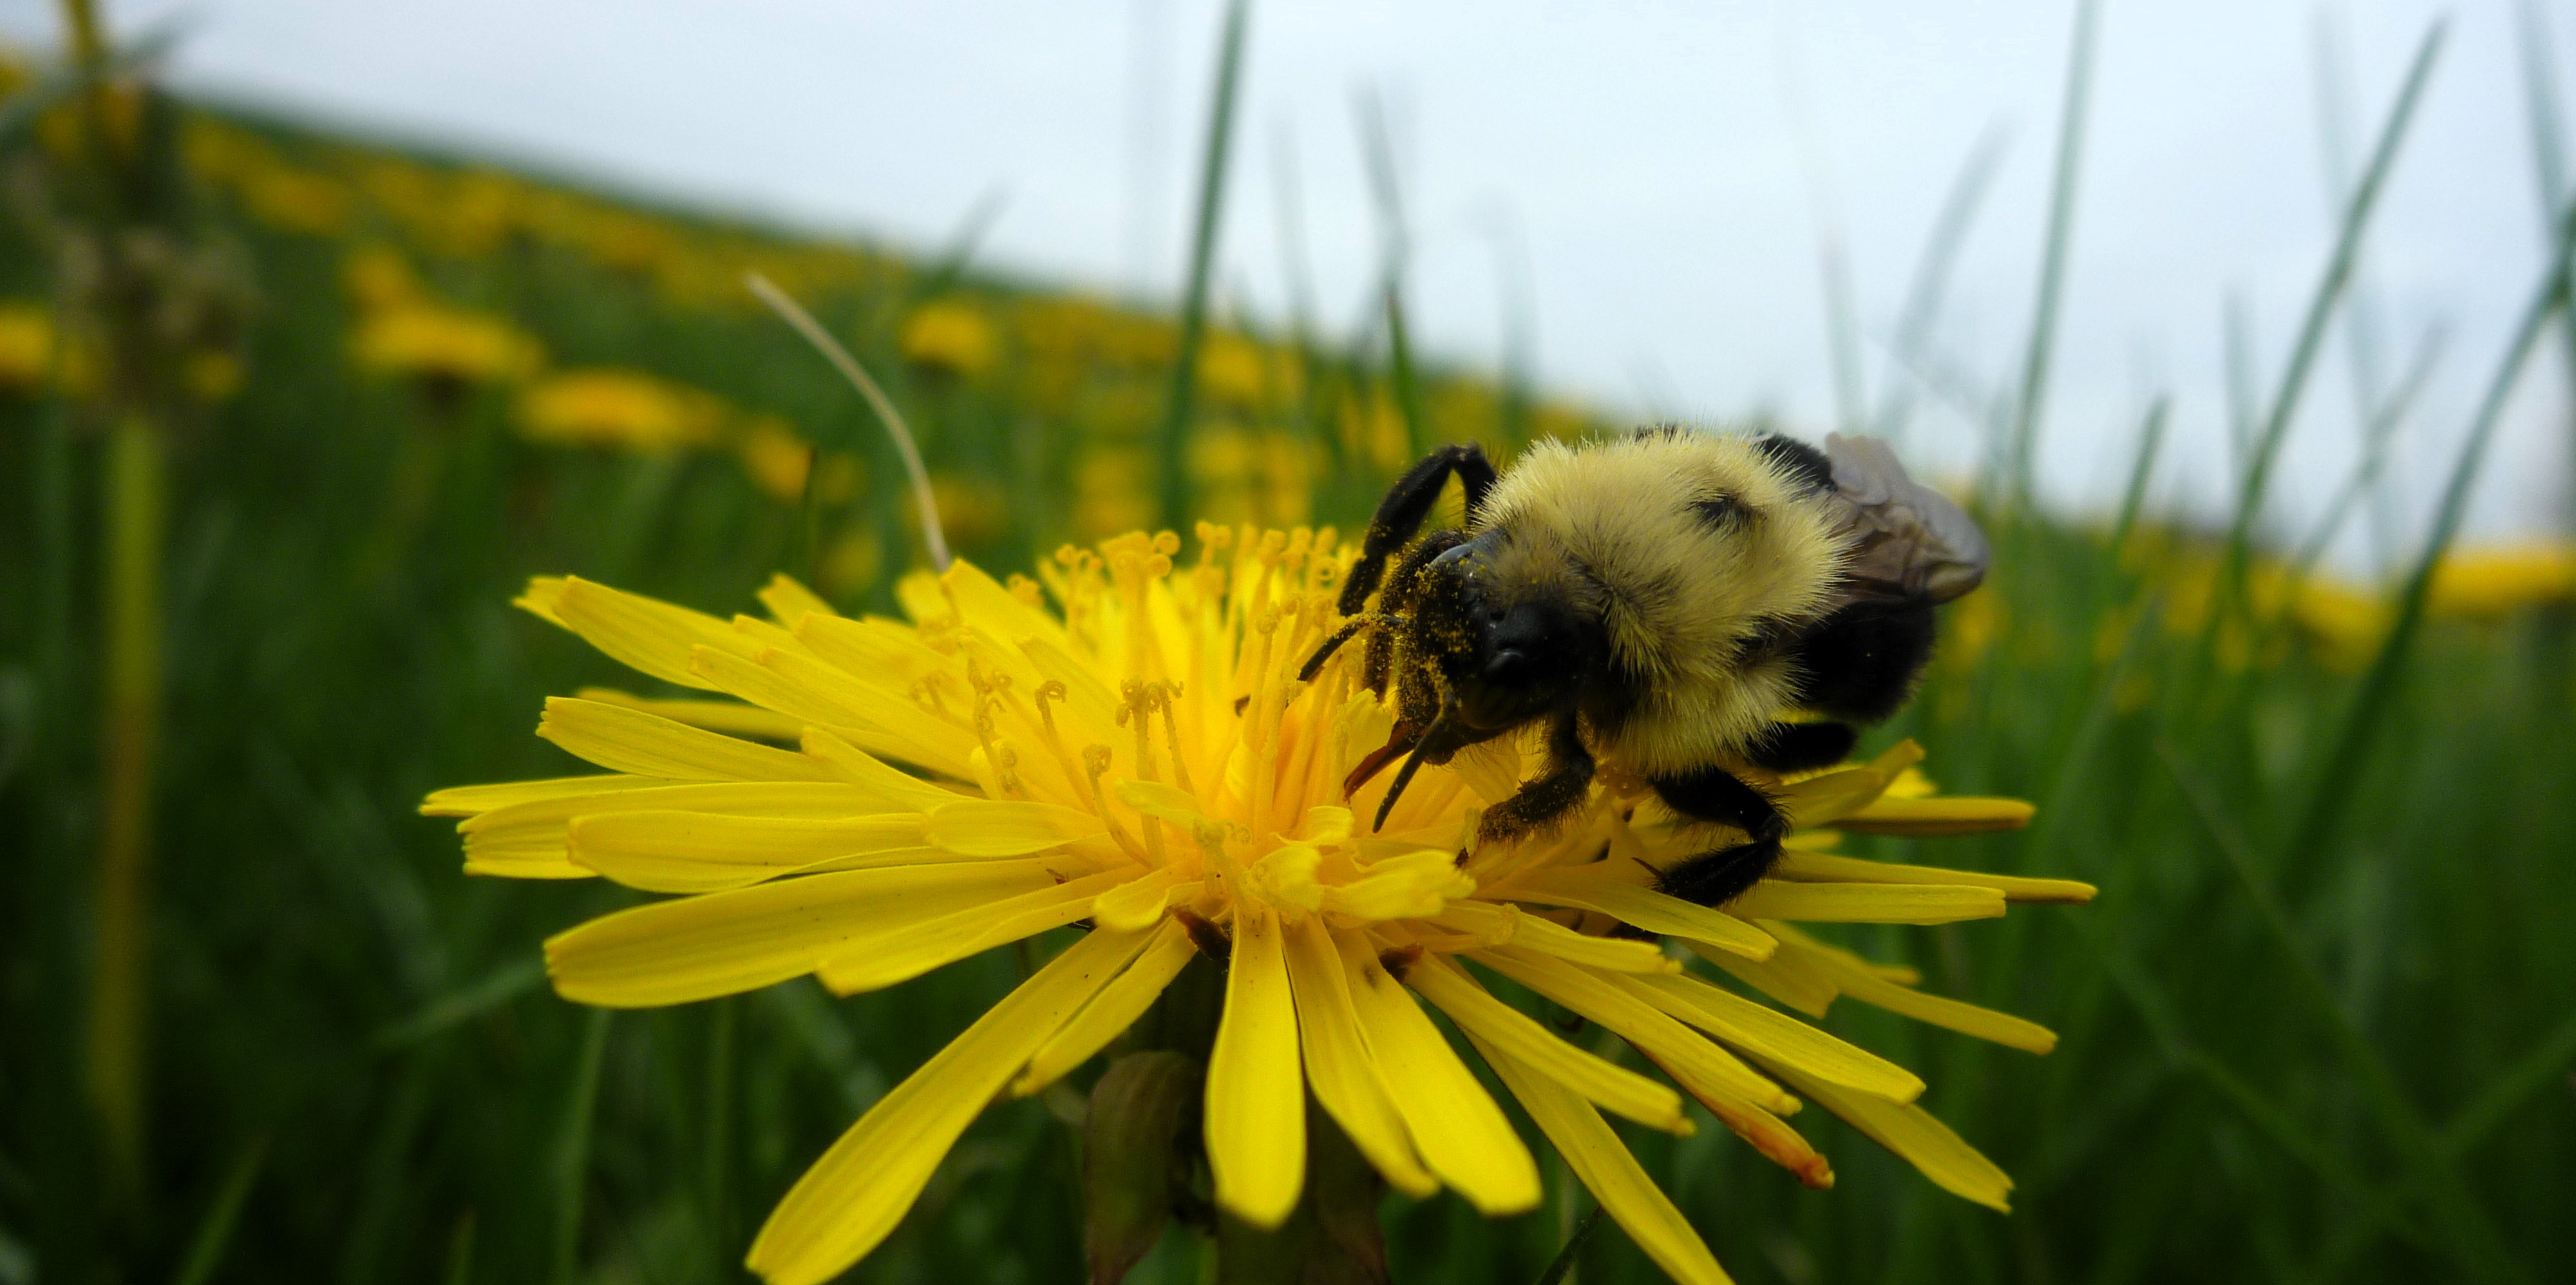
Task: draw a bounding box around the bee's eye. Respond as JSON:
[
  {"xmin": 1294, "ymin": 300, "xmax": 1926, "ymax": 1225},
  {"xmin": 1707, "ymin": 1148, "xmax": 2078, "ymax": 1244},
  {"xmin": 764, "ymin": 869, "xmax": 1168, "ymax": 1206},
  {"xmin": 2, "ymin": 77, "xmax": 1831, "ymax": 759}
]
[{"xmin": 1690, "ymin": 495, "xmax": 1741, "ymax": 529}]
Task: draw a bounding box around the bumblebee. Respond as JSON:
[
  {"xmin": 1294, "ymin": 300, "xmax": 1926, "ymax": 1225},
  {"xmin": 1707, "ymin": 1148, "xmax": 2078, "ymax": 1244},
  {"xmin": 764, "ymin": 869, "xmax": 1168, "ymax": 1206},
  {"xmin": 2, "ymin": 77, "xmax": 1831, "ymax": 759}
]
[{"xmin": 1306, "ymin": 426, "xmax": 1989, "ymax": 909}]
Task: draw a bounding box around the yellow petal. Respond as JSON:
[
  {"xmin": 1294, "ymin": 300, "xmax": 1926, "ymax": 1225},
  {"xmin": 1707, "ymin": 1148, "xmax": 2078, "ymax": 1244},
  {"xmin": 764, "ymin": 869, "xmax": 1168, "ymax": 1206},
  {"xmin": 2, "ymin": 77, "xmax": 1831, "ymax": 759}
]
[
  {"xmin": 1725, "ymin": 881, "xmax": 2005, "ymax": 925},
  {"xmin": 1332, "ymin": 930, "xmax": 1539, "ymax": 1215},
  {"xmin": 1320, "ymin": 850, "xmax": 1475, "ymax": 922},
  {"xmin": 421, "ymin": 774, "xmax": 677, "ymax": 817},
  {"xmin": 1294, "ymin": 806, "xmax": 1354, "ymax": 845},
  {"xmin": 1618, "ymin": 971, "xmax": 1922, "ymax": 1102},
  {"xmin": 1280, "ymin": 917, "xmax": 1439, "ymax": 1197},
  {"xmin": 1405, "ymin": 955, "xmax": 1688, "ymax": 1134},
  {"xmin": 1492, "ymin": 869, "xmax": 1776, "ymax": 960},
  {"xmin": 1687, "ymin": 940, "xmax": 1837, "ymax": 1018},
  {"xmin": 1770, "ymin": 850, "xmax": 2094, "ymax": 904},
  {"xmin": 793, "ymin": 607, "xmax": 949, "ymax": 669},
  {"xmin": 537, "ymin": 697, "xmax": 836, "ymax": 783},
  {"xmin": 1446, "ymin": 736, "xmax": 1525, "ymax": 804},
  {"xmin": 1775, "ymin": 739, "xmax": 1923, "ymax": 828},
  {"xmin": 1012, "ymin": 920, "xmax": 1199, "ymax": 1095},
  {"xmin": 1770, "ymin": 927, "xmax": 2056, "ymax": 1054},
  {"xmin": 1113, "ymin": 777, "xmax": 1212, "ymax": 827},
  {"xmin": 922, "ymin": 799, "xmax": 1110, "ymax": 855},
  {"xmin": 1205, "ymin": 905, "xmax": 1305, "ymax": 1229},
  {"xmin": 699, "ymin": 645, "xmax": 983, "ymax": 780},
  {"xmin": 943, "ymin": 558, "xmax": 1074, "ymax": 652},
  {"xmin": 566, "ymin": 812, "xmax": 931, "ymax": 893},
  {"xmin": 1506, "ymin": 913, "xmax": 1681, "ymax": 975},
  {"xmin": 746, "ymin": 924, "xmax": 1155, "ymax": 1285},
  {"xmin": 813, "ymin": 868, "xmax": 1130, "ymax": 995},
  {"xmin": 758, "ymin": 573, "xmax": 838, "ymax": 627},
  {"xmin": 1093, "ymin": 865, "xmax": 1190, "ymax": 931},
  {"xmin": 541, "ymin": 576, "xmax": 761, "ymax": 691},
  {"xmin": 572, "ymin": 687, "xmax": 808, "ymax": 741},
  {"xmin": 1836, "ymin": 795, "xmax": 2036, "ymax": 835},
  {"xmin": 1766, "ymin": 1060, "xmax": 2013, "ymax": 1212},
  {"xmin": 798, "ymin": 728, "xmax": 973, "ymax": 812},
  {"xmin": 1472, "ymin": 946, "xmax": 1794, "ymax": 1115},
  {"xmin": 545, "ymin": 860, "xmax": 1061, "ymax": 1007},
  {"xmin": 1474, "ymin": 1038, "xmax": 1734, "ymax": 1285},
  {"xmin": 462, "ymin": 781, "xmax": 896, "ymax": 879}
]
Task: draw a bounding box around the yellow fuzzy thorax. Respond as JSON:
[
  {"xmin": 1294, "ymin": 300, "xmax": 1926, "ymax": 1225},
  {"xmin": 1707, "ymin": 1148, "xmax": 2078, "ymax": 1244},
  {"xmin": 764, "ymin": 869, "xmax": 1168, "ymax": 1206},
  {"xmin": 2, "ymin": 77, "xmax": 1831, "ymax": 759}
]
[{"xmin": 1475, "ymin": 431, "xmax": 1852, "ymax": 774}]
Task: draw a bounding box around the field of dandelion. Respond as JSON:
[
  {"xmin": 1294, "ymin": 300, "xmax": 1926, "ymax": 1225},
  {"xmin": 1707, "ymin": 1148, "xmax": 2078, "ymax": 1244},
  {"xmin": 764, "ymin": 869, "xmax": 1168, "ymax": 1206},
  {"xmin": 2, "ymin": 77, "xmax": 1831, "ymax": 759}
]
[{"xmin": 5, "ymin": 15, "xmax": 2576, "ymax": 1285}]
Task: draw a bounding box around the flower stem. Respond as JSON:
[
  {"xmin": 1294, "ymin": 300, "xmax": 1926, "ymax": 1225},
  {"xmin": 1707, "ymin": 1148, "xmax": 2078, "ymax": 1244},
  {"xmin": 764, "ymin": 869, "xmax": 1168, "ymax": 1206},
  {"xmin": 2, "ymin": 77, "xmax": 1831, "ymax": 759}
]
[{"xmin": 90, "ymin": 408, "xmax": 164, "ymax": 1183}]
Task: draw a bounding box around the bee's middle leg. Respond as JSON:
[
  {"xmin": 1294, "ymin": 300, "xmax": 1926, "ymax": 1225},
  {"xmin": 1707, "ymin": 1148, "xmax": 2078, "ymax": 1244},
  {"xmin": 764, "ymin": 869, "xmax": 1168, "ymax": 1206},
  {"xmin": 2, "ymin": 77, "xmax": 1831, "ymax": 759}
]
[
  {"xmin": 1647, "ymin": 763, "xmax": 1788, "ymax": 908},
  {"xmin": 1475, "ymin": 710, "xmax": 1594, "ymax": 846}
]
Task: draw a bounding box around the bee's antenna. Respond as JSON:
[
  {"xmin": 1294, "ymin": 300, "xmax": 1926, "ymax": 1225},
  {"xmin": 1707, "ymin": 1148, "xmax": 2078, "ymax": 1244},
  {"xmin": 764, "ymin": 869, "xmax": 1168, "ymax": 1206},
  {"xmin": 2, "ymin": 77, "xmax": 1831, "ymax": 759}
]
[{"xmin": 1372, "ymin": 697, "xmax": 1455, "ymax": 832}]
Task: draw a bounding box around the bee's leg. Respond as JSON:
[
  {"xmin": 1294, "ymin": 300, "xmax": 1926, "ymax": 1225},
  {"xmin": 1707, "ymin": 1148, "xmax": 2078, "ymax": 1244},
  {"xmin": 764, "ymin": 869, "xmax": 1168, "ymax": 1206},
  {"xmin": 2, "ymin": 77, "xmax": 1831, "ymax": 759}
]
[
  {"xmin": 1476, "ymin": 710, "xmax": 1595, "ymax": 845},
  {"xmin": 1790, "ymin": 598, "xmax": 1938, "ymax": 725},
  {"xmin": 1343, "ymin": 530, "xmax": 1466, "ymax": 698},
  {"xmin": 1743, "ymin": 721, "xmax": 1858, "ymax": 774},
  {"xmin": 1338, "ymin": 443, "xmax": 1497, "ymax": 614},
  {"xmin": 1647, "ymin": 765, "xmax": 1787, "ymax": 909},
  {"xmin": 1298, "ymin": 613, "xmax": 1397, "ymax": 683}
]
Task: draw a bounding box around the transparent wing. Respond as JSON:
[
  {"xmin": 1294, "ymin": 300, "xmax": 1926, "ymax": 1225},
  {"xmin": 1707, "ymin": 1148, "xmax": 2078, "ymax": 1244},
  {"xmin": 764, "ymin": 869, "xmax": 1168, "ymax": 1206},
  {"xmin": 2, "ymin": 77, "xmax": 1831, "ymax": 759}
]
[{"xmin": 1822, "ymin": 433, "xmax": 1990, "ymax": 606}]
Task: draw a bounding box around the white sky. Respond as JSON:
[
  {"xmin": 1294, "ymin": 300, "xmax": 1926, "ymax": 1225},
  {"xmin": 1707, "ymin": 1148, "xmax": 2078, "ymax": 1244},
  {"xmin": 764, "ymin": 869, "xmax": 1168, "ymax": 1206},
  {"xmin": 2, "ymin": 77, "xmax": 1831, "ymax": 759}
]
[{"xmin": 8, "ymin": 0, "xmax": 2573, "ymax": 566}]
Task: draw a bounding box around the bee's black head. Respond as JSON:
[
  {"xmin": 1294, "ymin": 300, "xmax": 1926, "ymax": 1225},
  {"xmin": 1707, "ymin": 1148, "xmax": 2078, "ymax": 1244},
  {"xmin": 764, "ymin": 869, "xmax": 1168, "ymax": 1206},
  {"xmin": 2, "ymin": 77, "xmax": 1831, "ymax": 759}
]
[{"xmin": 1416, "ymin": 538, "xmax": 1600, "ymax": 732}]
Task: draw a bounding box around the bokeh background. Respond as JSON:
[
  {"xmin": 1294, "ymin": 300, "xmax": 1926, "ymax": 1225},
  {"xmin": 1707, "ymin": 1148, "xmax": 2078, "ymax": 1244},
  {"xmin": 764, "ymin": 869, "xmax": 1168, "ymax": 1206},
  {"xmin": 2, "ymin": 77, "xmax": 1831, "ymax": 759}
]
[{"xmin": 1, "ymin": 1, "xmax": 2572, "ymax": 1283}]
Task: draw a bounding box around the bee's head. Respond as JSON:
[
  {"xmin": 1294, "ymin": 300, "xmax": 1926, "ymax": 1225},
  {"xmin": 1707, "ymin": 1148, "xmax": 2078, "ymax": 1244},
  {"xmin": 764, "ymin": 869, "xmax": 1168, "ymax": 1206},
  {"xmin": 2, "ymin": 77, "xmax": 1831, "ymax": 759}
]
[{"xmin": 1414, "ymin": 536, "xmax": 1601, "ymax": 732}]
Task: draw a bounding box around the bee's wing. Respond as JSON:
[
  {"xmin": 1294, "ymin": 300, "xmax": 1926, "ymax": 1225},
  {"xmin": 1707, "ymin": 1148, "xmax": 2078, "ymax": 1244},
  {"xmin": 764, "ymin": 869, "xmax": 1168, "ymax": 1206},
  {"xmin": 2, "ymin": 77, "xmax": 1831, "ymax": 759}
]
[{"xmin": 1821, "ymin": 433, "xmax": 1989, "ymax": 605}]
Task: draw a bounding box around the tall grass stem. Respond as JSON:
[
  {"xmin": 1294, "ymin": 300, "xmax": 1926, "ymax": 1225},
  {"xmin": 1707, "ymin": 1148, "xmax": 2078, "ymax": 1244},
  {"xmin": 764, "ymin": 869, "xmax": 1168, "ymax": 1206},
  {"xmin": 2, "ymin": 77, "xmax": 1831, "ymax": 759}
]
[{"xmin": 746, "ymin": 271, "xmax": 950, "ymax": 571}]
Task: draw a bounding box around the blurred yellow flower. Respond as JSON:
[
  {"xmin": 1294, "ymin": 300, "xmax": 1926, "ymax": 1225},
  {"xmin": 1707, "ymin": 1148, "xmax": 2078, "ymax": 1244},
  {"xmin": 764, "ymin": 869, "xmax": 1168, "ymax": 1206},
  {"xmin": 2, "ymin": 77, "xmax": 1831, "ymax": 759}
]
[
  {"xmin": 1074, "ymin": 446, "xmax": 1156, "ymax": 539},
  {"xmin": 898, "ymin": 300, "xmax": 998, "ymax": 381},
  {"xmin": 0, "ymin": 303, "xmax": 59, "ymax": 393},
  {"xmin": 516, "ymin": 368, "xmax": 728, "ymax": 452},
  {"xmin": 911, "ymin": 472, "xmax": 1007, "ymax": 548},
  {"xmin": 736, "ymin": 417, "xmax": 862, "ymax": 504},
  {"xmin": 817, "ymin": 526, "xmax": 884, "ymax": 597},
  {"xmin": 344, "ymin": 247, "xmax": 424, "ymax": 314},
  {"xmin": 184, "ymin": 350, "xmax": 246, "ymax": 404},
  {"xmin": 243, "ymin": 167, "xmax": 355, "ymax": 236},
  {"xmin": 428, "ymin": 537, "xmax": 2075, "ymax": 1285},
  {"xmin": 350, "ymin": 305, "xmax": 546, "ymax": 387},
  {"xmin": 2426, "ymin": 542, "xmax": 2576, "ymax": 619},
  {"xmin": 1197, "ymin": 332, "xmax": 1273, "ymax": 412}
]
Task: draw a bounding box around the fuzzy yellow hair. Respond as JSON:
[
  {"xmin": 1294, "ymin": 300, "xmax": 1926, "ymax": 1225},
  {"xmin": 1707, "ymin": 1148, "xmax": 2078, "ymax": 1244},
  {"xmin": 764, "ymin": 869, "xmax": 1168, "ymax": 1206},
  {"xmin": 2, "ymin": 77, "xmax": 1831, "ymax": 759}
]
[{"xmin": 1472, "ymin": 430, "xmax": 1851, "ymax": 775}]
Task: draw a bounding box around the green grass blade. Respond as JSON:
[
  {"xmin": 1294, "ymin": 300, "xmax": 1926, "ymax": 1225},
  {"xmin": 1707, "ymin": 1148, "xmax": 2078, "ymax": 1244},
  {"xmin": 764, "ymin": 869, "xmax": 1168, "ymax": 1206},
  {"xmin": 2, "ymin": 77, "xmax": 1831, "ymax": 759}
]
[
  {"xmin": 1151, "ymin": 0, "xmax": 1251, "ymax": 529},
  {"xmin": 553, "ymin": 1007, "xmax": 613, "ymax": 1285},
  {"xmin": 2517, "ymin": 0, "xmax": 2576, "ymax": 535},
  {"xmin": 2283, "ymin": 173, "xmax": 2576, "ymax": 888},
  {"xmin": 2004, "ymin": 0, "xmax": 2101, "ymax": 500},
  {"xmin": 2157, "ymin": 742, "xmax": 2528, "ymax": 1285},
  {"xmin": 1357, "ymin": 86, "xmax": 1432, "ymax": 459},
  {"xmin": 2108, "ymin": 394, "xmax": 2169, "ymax": 561},
  {"xmin": 372, "ymin": 957, "xmax": 544, "ymax": 1050},
  {"xmin": 1531, "ymin": 1203, "xmax": 1602, "ymax": 1285},
  {"xmin": 171, "ymin": 1137, "xmax": 267, "ymax": 1285},
  {"xmin": 2217, "ymin": 23, "xmax": 2443, "ymax": 614},
  {"xmin": 1874, "ymin": 122, "xmax": 2008, "ymax": 443}
]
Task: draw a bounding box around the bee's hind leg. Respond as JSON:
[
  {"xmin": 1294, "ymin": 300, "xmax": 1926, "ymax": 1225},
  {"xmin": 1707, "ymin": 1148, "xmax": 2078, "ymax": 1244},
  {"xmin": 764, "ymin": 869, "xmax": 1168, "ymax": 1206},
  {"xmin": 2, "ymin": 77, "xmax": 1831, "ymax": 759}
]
[
  {"xmin": 1338, "ymin": 443, "xmax": 1497, "ymax": 614},
  {"xmin": 1647, "ymin": 764, "xmax": 1788, "ymax": 909}
]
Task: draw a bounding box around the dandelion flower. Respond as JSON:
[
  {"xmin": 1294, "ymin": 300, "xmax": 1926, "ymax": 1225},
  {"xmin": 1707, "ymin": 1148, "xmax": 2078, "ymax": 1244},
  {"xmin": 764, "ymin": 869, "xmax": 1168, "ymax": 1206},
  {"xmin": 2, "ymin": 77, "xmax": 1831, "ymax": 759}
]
[
  {"xmin": 516, "ymin": 367, "xmax": 728, "ymax": 453},
  {"xmin": 0, "ymin": 302, "xmax": 59, "ymax": 394},
  {"xmin": 898, "ymin": 300, "xmax": 999, "ymax": 381},
  {"xmin": 427, "ymin": 527, "xmax": 2085, "ymax": 1285},
  {"xmin": 350, "ymin": 303, "xmax": 544, "ymax": 388},
  {"xmin": 2427, "ymin": 542, "xmax": 2576, "ymax": 619}
]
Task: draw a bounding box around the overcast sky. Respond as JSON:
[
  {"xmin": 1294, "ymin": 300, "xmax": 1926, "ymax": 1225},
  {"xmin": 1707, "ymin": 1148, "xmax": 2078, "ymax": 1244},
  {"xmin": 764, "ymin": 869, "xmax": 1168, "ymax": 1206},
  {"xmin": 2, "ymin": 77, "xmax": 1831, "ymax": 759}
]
[{"xmin": 7, "ymin": 0, "xmax": 2573, "ymax": 564}]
